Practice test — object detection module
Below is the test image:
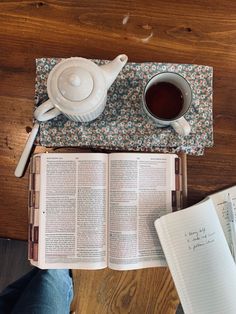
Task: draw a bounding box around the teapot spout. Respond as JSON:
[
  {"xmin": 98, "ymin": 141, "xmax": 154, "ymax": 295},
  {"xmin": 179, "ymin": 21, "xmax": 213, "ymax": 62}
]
[{"xmin": 100, "ymin": 54, "xmax": 128, "ymax": 89}]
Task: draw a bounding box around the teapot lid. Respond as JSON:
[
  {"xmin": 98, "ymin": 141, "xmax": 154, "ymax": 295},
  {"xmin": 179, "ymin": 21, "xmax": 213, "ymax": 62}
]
[
  {"xmin": 47, "ymin": 58, "xmax": 106, "ymax": 115},
  {"xmin": 58, "ymin": 67, "xmax": 93, "ymax": 101}
]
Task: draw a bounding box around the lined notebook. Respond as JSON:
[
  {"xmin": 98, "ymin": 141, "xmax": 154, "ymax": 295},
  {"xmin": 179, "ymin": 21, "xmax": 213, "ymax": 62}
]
[{"xmin": 155, "ymin": 186, "xmax": 236, "ymax": 314}]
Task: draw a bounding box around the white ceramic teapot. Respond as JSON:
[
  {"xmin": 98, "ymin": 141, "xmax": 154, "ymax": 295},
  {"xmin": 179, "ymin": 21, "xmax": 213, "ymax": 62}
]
[{"xmin": 34, "ymin": 54, "xmax": 128, "ymax": 122}]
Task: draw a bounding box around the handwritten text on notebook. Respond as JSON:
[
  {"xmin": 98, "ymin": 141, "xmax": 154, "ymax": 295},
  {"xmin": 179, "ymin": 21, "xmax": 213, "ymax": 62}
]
[{"xmin": 185, "ymin": 227, "xmax": 216, "ymax": 251}]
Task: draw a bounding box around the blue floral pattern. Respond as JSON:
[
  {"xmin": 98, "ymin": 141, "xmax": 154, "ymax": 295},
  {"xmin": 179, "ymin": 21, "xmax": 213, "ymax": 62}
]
[{"xmin": 35, "ymin": 58, "xmax": 213, "ymax": 155}]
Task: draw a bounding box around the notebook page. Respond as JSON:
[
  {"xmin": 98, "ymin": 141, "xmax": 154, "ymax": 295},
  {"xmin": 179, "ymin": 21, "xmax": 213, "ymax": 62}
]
[
  {"xmin": 208, "ymin": 185, "xmax": 236, "ymax": 245},
  {"xmin": 155, "ymin": 199, "xmax": 236, "ymax": 314}
]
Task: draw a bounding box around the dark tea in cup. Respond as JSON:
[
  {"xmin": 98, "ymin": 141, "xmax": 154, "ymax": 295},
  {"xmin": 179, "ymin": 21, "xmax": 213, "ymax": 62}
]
[
  {"xmin": 142, "ymin": 72, "xmax": 192, "ymax": 136},
  {"xmin": 145, "ymin": 82, "xmax": 184, "ymax": 120}
]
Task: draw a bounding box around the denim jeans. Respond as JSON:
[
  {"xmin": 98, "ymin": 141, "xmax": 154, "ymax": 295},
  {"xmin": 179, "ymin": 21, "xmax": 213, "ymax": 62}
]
[{"xmin": 0, "ymin": 268, "xmax": 73, "ymax": 314}]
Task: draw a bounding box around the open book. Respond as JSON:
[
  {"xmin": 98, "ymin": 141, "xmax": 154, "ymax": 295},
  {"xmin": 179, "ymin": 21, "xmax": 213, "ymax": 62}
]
[
  {"xmin": 28, "ymin": 152, "xmax": 185, "ymax": 270},
  {"xmin": 155, "ymin": 185, "xmax": 236, "ymax": 314}
]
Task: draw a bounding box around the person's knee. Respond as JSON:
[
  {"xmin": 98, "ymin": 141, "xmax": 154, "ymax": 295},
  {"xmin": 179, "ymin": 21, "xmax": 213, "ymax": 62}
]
[{"xmin": 40, "ymin": 269, "xmax": 73, "ymax": 294}]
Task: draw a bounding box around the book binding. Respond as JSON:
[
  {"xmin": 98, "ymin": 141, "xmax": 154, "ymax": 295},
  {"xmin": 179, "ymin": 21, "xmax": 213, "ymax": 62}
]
[
  {"xmin": 28, "ymin": 155, "xmax": 41, "ymax": 262},
  {"xmin": 171, "ymin": 157, "xmax": 184, "ymax": 211}
]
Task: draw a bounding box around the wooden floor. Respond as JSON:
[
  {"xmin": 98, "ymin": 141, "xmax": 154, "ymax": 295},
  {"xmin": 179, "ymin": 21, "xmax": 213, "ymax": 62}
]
[{"xmin": 71, "ymin": 268, "xmax": 176, "ymax": 313}]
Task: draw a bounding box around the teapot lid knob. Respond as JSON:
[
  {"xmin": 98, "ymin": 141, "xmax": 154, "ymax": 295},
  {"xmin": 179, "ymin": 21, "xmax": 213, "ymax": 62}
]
[
  {"xmin": 69, "ymin": 74, "xmax": 81, "ymax": 86},
  {"xmin": 58, "ymin": 67, "xmax": 93, "ymax": 101}
]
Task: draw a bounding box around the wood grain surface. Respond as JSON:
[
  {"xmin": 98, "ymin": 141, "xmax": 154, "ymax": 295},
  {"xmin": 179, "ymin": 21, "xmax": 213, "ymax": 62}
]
[{"xmin": 0, "ymin": 1, "xmax": 236, "ymax": 313}]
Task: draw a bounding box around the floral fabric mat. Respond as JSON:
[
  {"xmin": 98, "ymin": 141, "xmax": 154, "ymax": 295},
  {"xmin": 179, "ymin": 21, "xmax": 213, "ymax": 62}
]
[{"xmin": 35, "ymin": 58, "xmax": 213, "ymax": 155}]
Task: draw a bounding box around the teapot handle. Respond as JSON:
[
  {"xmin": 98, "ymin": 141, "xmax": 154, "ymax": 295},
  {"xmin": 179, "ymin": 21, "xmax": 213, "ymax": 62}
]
[{"xmin": 34, "ymin": 100, "xmax": 61, "ymax": 121}]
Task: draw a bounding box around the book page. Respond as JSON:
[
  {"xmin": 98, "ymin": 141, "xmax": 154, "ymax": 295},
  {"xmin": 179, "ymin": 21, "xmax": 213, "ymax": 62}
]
[
  {"xmin": 208, "ymin": 185, "xmax": 236, "ymax": 245},
  {"xmin": 37, "ymin": 153, "xmax": 108, "ymax": 269},
  {"xmin": 108, "ymin": 153, "xmax": 177, "ymax": 270},
  {"xmin": 155, "ymin": 199, "xmax": 236, "ymax": 314}
]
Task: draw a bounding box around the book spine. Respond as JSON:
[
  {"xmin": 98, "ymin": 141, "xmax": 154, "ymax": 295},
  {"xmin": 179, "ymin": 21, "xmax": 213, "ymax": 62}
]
[
  {"xmin": 28, "ymin": 155, "xmax": 41, "ymax": 262},
  {"xmin": 171, "ymin": 157, "xmax": 183, "ymax": 211}
]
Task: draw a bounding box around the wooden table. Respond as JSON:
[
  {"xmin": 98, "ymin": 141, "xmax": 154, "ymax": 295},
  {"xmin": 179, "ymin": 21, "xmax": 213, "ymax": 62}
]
[{"xmin": 0, "ymin": 1, "xmax": 236, "ymax": 313}]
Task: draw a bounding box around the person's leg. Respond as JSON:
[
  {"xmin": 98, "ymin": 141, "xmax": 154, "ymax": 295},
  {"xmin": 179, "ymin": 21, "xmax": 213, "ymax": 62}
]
[
  {"xmin": 11, "ymin": 269, "xmax": 73, "ymax": 314},
  {"xmin": 0, "ymin": 268, "xmax": 40, "ymax": 313}
]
